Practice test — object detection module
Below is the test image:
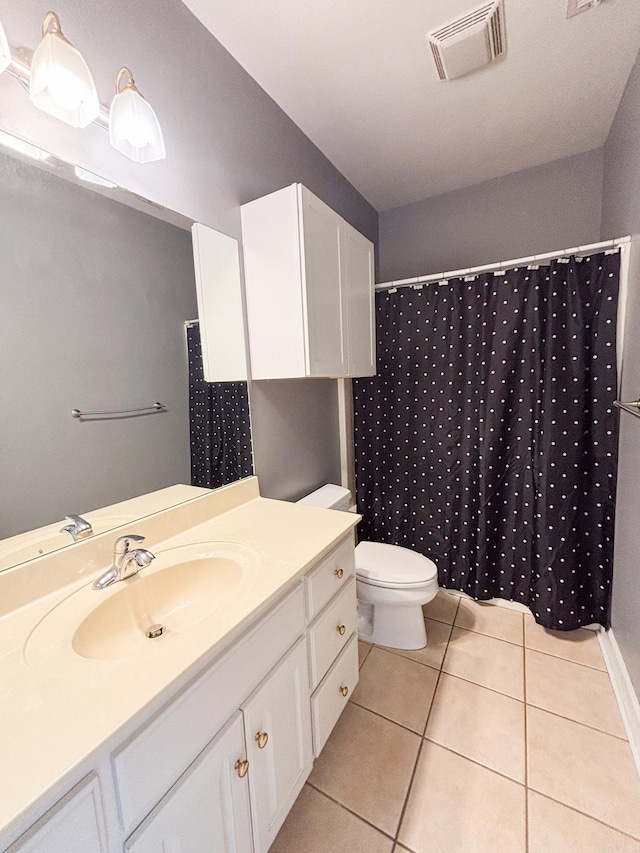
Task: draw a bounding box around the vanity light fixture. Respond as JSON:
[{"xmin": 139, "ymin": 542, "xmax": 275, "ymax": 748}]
[
  {"xmin": 0, "ymin": 20, "xmax": 11, "ymax": 75},
  {"xmin": 109, "ymin": 67, "xmax": 165, "ymax": 163},
  {"xmin": 29, "ymin": 11, "xmax": 100, "ymax": 129}
]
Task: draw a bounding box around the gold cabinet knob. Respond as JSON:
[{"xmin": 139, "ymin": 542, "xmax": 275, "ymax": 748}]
[
  {"xmin": 339, "ymin": 685, "xmax": 349, "ymax": 697},
  {"xmin": 334, "ymin": 568, "xmax": 344, "ymax": 579},
  {"xmin": 234, "ymin": 759, "xmax": 249, "ymax": 778},
  {"xmin": 255, "ymin": 731, "xmax": 269, "ymax": 749},
  {"xmin": 337, "ymin": 624, "xmax": 346, "ymax": 636}
]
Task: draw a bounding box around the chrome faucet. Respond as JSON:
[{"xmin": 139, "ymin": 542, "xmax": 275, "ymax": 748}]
[
  {"xmin": 92, "ymin": 534, "xmax": 155, "ymax": 590},
  {"xmin": 60, "ymin": 514, "xmax": 93, "ymax": 541}
]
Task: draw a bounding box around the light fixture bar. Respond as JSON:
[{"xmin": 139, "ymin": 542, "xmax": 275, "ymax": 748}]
[{"xmin": 4, "ymin": 47, "xmax": 109, "ymax": 129}]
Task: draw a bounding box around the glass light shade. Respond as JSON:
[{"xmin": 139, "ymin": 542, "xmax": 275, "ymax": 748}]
[
  {"xmin": 29, "ymin": 30, "xmax": 100, "ymax": 128},
  {"xmin": 109, "ymin": 88, "xmax": 165, "ymax": 163},
  {"xmin": 0, "ymin": 21, "xmax": 11, "ymax": 75}
]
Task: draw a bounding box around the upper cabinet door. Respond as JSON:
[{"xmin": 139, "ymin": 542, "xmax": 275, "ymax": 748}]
[
  {"xmin": 299, "ymin": 187, "xmax": 346, "ymax": 377},
  {"xmin": 342, "ymin": 221, "xmax": 376, "ymax": 377},
  {"xmin": 192, "ymin": 224, "xmax": 248, "ymax": 383}
]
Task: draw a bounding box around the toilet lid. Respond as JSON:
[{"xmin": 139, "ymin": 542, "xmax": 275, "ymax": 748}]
[{"xmin": 355, "ymin": 541, "xmax": 437, "ymax": 587}]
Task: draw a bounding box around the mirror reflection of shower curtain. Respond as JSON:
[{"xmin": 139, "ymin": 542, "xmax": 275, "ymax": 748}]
[
  {"xmin": 186, "ymin": 323, "xmax": 253, "ymax": 489},
  {"xmin": 353, "ymin": 251, "xmax": 619, "ymax": 631}
]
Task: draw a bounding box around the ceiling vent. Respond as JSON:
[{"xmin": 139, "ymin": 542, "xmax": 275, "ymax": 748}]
[
  {"xmin": 566, "ymin": 0, "xmax": 602, "ymax": 19},
  {"xmin": 428, "ymin": 0, "xmax": 506, "ymax": 82}
]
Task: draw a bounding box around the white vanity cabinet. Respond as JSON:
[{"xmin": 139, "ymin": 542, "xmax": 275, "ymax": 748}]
[
  {"xmin": 242, "ymin": 639, "xmax": 313, "ymax": 850},
  {"xmin": 4, "ymin": 531, "xmax": 358, "ymax": 853},
  {"xmin": 6, "ymin": 776, "xmax": 108, "ymax": 853},
  {"xmin": 125, "ymin": 713, "xmax": 252, "ymax": 853},
  {"xmin": 240, "ymin": 183, "xmax": 376, "ymax": 380}
]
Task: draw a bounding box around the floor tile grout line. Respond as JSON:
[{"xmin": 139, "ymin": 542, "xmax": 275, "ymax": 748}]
[
  {"xmin": 526, "ymin": 701, "xmax": 631, "ymax": 742},
  {"xmin": 438, "ymin": 667, "xmax": 525, "ymax": 703},
  {"xmin": 523, "ymin": 644, "xmax": 607, "ymax": 673},
  {"xmin": 526, "ymin": 787, "xmax": 640, "ymax": 844},
  {"xmin": 392, "ymin": 643, "xmax": 450, "ymax": 847},
  {"xmin": 451, "ymin": 622, "xmax": 527, "ymax": 649},
  {"xmin": 347, "ymin": 697, "xmax": 431, "ymax": 739},
  {"xmin": 304, "ymin": 781, "xmax": 397, "ymax": 843},
  {"xmin": 525, "ymin": 699, "xmax": 628, "ymax": 742},
  {"xmin": 421, "ymin": 737, "xmax": 527, "ymax": 788}
]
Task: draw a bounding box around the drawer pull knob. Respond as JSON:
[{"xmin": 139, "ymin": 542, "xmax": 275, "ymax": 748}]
[
  {"xmin": 234, "ymin": 759, "xmax": 249, "ymax": 778},
  {"xmin": 339, "ymin": 685, "xmax": 349, "ymax": 697},
  {"xmin": 337, "ymin": 624, "xmax": 346, "ymax": 636},
  {"xmin": 334, "ymin": 568, "xmax": 344, "ymax": 579},
  {"xmin": 255, "ymin": 731, "xmax": 269, "ymax": 749}
]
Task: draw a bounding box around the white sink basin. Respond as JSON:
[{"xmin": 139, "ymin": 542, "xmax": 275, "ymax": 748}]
[{"xmin": 25, "ymin": 542, "xmax": 257, "ymax": 664}]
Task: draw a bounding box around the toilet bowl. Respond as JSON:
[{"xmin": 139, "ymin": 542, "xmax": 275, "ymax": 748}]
[
  {"xmin": 355, "ymin": 541, "xmax": 438, "ymax": 649},
  {"xmin": 297, "ymin": 485, "xmax": 438, "ymax": 650}
]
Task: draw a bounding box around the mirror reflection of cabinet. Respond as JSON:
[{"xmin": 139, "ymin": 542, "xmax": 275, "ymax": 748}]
[
  {"xmin": 241, "ymin": 183, "xmax": 376, "ymax": 380},
  {"xmin": 192, "ymin": 224, "xmax": 248, "ymax": 383}
]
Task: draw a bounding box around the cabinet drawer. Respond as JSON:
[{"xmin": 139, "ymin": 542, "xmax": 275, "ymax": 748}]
[
  {"xmin": 308, "ymin": 579, "xmax": 357, "ymax": 688},
  {"xmin": 310, "ymin": 634, "xmax": 359, "ymax": 757},
  {"xmin": 113, "ymin": 583, "xmax": 305, "ymax": 835},
  {"xmin": 305, "ymin": 535, "xmax": 355, "ymax": 620}
]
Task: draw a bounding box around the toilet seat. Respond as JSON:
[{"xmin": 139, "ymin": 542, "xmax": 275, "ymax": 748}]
[{"xmin": 355, "ymin": 541, "xmax": 437, "ymax": 589}]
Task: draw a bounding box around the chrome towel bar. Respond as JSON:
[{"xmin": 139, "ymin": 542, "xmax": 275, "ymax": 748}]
[
  {"xmin": 613, "ymin": 400, "xmax": 640, "ymax": 419},
  {"xmin": 71, "ymin": 402, "xmax": 166, "ymax": 419}
]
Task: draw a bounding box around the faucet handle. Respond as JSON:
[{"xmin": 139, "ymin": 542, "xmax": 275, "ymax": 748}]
[{"xmin": 114, "ymin": 534, "xmax": 145, "ymax": 555}]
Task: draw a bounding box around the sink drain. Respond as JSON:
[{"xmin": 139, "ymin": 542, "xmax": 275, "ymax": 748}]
[{"xmin": 146, "ymin": 624, "xmax": 167, "ymax": 639}]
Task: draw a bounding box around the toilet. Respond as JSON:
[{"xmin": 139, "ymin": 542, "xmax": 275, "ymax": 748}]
[{"xmin": 297, "ymin": 485, "xmax": 438, "ymax": 650}]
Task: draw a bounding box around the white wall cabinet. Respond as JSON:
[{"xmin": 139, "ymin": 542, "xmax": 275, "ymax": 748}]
[{"xmin": 241, "ymin": 183, "xmax": 376, "ymax": 379}]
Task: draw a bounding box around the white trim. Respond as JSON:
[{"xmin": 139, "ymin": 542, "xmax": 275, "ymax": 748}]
[
  {"xmin": 598, "ymin": 628, "xmax": 640, "ymax": 781},
  {"xmin": 376, "ymin": 235, "xmax": 631, "ymax": 291},
  {"xmin": 618, "ymin": 241, "xmax": 632, "ymax": 392}
]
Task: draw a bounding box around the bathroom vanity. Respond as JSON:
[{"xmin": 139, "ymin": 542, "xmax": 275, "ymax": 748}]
[{"xmin": 0, "ymin": 478, "xmax": 359, "ymax": 853}]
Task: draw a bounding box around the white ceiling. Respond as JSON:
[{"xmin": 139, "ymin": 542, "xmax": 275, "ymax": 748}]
[{"xmin": 181, "ymin": 0, "xmax": 640, "ymax": 212}]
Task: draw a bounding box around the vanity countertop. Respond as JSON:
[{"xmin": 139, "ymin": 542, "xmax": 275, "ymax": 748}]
[{"xmin": 0, "ymin": 478, "xmax": 359, "ymax": 846}]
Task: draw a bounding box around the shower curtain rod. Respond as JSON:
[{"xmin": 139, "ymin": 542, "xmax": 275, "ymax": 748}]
[{"xmin": 375, "ymin": 235, "xmax": 631, "ymax": 292}]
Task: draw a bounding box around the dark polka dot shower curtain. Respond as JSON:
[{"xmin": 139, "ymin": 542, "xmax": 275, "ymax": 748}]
[
  {"xmin": 353, "ymin": 252, "xmax": 619, "ymax": 630},
  {"xmin": 186, "ymin": 324, "xmax": 253, "ymax": 489}
]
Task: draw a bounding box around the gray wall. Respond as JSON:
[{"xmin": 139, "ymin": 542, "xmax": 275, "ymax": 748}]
[
  {"xmin": 0, "ymin": 152, "xmax": 197, "ymax": 538},
  {"xmin": 378, "ymin": 149, "xmax": 604, "ymax": 281},
  {"xmin": 601, "ymin": 49, "xmax": 640, "ymax": 693},
  {"xmin": 0, "ymin": 0, "xmax": 378, "ymax": 504}
]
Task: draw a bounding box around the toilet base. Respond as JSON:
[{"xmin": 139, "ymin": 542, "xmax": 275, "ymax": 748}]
[{"xmin": 360, "ymin": 601, "xmax": 427, "ymax": 650}]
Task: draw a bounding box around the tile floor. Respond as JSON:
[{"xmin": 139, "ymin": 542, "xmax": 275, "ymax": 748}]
[{"xmin": 271, "ymin": 590, "xmax": 640, "ymax": 853}]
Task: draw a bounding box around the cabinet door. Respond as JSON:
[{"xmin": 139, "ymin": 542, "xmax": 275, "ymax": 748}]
[
  {"xmin": 342, "ymin": 221, "xmax": 376, "ymax": 377},
  {"xmin": 7, "ymin": 775, "xmax": 107, "ymax": 853},
  {"xmin": 125, "ymin": 713, "xmax": 252, "ymax": 853},
  {"xmin": 300, "ymin": 187, "xmax": 346, "ymax": 377},
  {"xmin": 242, "ymin": 638, "xmax": 313, "ymax": 852}
]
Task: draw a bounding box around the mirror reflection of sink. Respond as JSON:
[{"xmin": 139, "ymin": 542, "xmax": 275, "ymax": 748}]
[
  {"xmin": 25, "ymin": 542, "xmax": 257, "ymax": 665},
  {"xmin": 0, "ymin": 514, "xmax": 132, "ymax": 571}
]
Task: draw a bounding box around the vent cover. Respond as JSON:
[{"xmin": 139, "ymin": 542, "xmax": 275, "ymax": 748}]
[
  {"xmin": 428, "ymin": 0, "xmax": 506, "ymax": 82},
  {"xmin": 566, "ymin": 0, "xmax": 602, "ymax": 19}
]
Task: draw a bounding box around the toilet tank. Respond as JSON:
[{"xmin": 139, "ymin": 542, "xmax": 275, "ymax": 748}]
[{"xmin": 296, "ymin": 484, "xmax": 352, "ymax": 512}]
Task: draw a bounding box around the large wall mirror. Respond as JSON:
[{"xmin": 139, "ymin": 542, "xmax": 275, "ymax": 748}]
[{"xmin": 0, "ymin": 133, "xmax": 252, "ymax": 571}]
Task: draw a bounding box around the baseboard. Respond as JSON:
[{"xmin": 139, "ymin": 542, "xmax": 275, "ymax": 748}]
[{"xmin": 598, "ymin": 628, "xmax": 640, "ymax": 779}]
